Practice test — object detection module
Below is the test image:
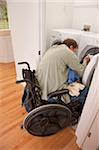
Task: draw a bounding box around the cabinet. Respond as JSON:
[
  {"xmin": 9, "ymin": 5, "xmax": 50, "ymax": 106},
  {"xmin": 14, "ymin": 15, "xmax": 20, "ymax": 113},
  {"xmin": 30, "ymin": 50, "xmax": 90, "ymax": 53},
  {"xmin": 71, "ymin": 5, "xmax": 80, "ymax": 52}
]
[
  {"xmin": 0, "ymin": 30, "xmax": 14, "ymax": 62},
  {"xmin": 76, "ymin": 59, "xmax": 99, "ymax": 149},
  {"xmin": 82, "ymin": 112, "xmax": 99, "ymax": 150}
]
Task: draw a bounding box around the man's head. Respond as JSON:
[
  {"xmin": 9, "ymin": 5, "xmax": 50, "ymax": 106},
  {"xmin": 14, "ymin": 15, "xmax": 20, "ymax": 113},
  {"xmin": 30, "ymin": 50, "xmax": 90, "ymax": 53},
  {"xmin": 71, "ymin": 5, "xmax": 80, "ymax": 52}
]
[{"xmin": 63, "ymin": 38, "xmax": 78, "ymax": 52}]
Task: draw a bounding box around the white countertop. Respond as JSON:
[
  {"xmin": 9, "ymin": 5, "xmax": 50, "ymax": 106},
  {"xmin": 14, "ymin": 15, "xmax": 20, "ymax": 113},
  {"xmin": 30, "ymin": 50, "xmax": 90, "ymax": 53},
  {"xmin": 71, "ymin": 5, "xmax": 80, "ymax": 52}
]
[{"xmin": 52, "ymin": 28, "xmax": 99, "ymax": 38}]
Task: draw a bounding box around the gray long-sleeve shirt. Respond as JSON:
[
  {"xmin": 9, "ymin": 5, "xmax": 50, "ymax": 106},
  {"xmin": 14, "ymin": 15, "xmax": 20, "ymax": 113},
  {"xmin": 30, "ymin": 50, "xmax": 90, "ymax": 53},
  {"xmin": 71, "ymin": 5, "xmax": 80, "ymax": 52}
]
[{"xmin": 36, "ymin": 44, "xmax": 86, "ymax": 102}]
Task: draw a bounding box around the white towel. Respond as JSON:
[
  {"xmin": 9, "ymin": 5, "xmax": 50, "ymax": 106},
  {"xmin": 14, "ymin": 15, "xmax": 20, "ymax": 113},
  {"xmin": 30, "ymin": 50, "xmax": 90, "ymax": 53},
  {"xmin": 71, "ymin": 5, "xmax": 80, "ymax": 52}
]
[{"xmin": 67, "ymin": 82, "xmax": 85, "ymax": 96}]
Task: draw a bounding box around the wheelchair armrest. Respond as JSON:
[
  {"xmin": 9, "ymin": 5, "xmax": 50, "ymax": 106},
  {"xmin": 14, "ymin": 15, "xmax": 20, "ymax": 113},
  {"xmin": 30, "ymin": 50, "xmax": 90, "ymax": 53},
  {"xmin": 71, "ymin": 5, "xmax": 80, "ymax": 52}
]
[{"xmin": 48, "ymin": 89, "xmax": 69, "ymax": 99}]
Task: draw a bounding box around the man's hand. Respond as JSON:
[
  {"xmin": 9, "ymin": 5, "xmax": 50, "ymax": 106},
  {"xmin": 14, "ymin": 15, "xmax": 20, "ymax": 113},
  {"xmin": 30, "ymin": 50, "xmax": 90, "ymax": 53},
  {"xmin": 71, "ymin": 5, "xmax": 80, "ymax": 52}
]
[{"xmin": 83, "ymin": 54, "xmax": 91, "ymax": 65}]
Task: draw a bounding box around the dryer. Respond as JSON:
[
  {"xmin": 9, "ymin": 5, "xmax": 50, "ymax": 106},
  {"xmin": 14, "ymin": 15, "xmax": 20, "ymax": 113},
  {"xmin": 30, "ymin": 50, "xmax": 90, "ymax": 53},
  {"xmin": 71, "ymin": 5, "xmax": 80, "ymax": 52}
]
[
  {"xmin": 50, "ymin": 28, "xmax": 99, "ymax": 57},
  {"xmin": 78, "ymin": 32, "xmax": 99, "ymax": 56},
  {"xmin": 49, "ymin": 28, "xmax": 82, "ymax": 47}
]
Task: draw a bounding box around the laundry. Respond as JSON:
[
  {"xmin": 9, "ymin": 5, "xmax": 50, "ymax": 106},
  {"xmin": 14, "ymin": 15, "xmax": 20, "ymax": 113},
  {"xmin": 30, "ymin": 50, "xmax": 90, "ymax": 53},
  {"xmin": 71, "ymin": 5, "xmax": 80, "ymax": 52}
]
[
  {"xmin": 67, "ymin": 82, "xmax": 85, "ymax": 97},
  {"xmin": 67, "ymin": 54, "xmax": 94, "ymax": 97}
]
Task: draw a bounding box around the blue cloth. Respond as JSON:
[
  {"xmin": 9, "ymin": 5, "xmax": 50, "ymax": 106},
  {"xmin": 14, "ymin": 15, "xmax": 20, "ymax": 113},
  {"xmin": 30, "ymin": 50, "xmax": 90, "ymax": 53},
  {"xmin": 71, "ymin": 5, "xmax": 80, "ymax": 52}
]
[{"xmin": 67, "ymin": 68, "xmax": 80, "ymax": 84}]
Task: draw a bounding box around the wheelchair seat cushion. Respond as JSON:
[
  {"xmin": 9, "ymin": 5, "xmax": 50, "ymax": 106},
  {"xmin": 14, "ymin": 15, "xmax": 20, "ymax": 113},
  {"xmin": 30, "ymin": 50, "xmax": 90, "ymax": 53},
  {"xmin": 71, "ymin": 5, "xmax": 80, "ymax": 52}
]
[{"xmin": 23, "ymin": 104, "xmax": 72, "ymax": 136}]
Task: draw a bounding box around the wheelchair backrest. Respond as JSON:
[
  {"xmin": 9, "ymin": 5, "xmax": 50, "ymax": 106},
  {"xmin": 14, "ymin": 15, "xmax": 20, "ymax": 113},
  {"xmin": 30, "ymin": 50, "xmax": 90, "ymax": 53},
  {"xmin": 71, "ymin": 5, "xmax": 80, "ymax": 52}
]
[{"xmin": 16, "ymin": 62, "xmax": 43, "ymax": 111}]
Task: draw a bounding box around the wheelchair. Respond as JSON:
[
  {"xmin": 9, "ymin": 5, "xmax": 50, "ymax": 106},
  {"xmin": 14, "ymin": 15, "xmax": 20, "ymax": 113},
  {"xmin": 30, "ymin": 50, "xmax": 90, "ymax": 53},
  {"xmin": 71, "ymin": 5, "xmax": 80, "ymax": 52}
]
[{"xmin": 16, "ymin": 46, "xmax": 99, "ymax": 136}]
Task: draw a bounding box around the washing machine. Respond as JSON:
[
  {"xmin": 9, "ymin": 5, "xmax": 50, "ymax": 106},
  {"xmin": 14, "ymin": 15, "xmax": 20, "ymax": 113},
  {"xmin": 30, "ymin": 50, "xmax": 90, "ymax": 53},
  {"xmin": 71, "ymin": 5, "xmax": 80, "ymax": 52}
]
[
  {"xmin": 50, "ymin": 28, "xmax": 99, "ymax": 58},
  {"xmin": 78, "ymin": 31, "xmax": 99, "ymax": 56},
  {"xmin": 49, "ymin": 28, "xmax": 82, "ymax": 47}
]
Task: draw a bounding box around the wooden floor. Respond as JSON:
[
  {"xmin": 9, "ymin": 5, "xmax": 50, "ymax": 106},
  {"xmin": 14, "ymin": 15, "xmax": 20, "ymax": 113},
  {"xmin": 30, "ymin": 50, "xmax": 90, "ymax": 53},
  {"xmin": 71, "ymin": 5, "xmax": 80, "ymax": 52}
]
[{"xmin": 0, "ymin": 62, "xmax": 80, "ymax": 150}]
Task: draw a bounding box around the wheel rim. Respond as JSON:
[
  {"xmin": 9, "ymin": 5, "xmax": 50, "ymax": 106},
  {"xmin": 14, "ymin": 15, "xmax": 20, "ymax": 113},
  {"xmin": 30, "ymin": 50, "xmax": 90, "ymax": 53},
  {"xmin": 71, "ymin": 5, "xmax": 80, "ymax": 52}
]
[{"xmin": 23, "ymin": 104, "xmax": 72, "ymax": 136}]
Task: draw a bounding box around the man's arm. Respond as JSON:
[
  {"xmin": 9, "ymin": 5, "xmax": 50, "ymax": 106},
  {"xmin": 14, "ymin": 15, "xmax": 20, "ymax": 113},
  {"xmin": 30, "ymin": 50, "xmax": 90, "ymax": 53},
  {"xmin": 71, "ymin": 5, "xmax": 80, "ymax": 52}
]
[{"xmin": 65, "ymin": 50, "xmax": 87, "ymax": 77}]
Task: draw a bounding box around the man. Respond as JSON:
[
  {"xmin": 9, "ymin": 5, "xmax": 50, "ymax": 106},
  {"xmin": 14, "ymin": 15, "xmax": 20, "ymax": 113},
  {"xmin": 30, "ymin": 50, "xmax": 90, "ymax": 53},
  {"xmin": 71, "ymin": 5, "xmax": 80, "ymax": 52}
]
[{"xmin": 36, "ymin": 38, "xmax": 89, "ymax": 103}]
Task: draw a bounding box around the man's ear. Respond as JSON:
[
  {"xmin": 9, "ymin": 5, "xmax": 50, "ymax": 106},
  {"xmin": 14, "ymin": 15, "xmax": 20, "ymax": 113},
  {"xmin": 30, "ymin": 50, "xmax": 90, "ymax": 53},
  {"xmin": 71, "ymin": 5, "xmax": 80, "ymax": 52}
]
[{"xmin": 70, "ymin": 45, "xmax": 74, "ymax": 50}]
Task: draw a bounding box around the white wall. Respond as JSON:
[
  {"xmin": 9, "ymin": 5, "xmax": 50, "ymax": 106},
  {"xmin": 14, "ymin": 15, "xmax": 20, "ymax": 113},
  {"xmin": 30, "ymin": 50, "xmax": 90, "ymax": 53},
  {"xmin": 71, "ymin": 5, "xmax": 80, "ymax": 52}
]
[
  {"xmin": 45, "ymin": 0, "xmax": 99, "ymax": 48},
  {"xmin": 98, "ymin": 1, "xmax": 99, "ymax": 33},
  {"xmin": 45, "ymin": 0, "xmax": 74, "ymax": 48},
  {"xmin": 72, "ymin": 0, "xmax": 99, "ymax": 33},
  {"xmin": 7, "ymin": 1, "xmax": 42, "ymax": 80}
]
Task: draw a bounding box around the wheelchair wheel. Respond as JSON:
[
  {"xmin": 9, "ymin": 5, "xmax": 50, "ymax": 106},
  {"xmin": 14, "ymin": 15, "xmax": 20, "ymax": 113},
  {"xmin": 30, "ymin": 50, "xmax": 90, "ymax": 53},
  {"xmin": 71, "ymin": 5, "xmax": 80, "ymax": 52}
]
[{"xmin": 23, "ymin": 104, "xmax": 72, "ymax": 136}]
